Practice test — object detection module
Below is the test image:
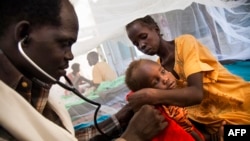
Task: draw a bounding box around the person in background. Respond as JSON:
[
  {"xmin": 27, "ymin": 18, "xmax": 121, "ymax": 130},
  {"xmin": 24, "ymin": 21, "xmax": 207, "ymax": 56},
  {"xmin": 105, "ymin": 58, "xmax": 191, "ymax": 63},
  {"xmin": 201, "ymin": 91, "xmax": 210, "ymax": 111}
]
[
  {"xmin": 65, "ymin": 63, "xmax": 93, "ymax": 95},
  {"xmin": 87, "ymin": 51, "xmax": 117, "ymax": 87},
  {"xmin": 125, "ymin": 59, "xmax": 204, "ymax": 141},
  {"xmin": 0, "ymin": 1, "xmax": 167, "ymax": 141},
  {"xmin": 125, "ymin": 15, "xmax": 250, "ymax": 141}
]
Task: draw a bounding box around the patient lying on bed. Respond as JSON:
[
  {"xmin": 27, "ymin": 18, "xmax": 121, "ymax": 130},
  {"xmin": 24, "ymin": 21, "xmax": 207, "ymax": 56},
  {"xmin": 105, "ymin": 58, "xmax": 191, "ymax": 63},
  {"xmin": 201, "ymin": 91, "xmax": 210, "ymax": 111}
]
[{"xmin": 125, "ymin": 59, "xmax": 204, "ymax": 141}]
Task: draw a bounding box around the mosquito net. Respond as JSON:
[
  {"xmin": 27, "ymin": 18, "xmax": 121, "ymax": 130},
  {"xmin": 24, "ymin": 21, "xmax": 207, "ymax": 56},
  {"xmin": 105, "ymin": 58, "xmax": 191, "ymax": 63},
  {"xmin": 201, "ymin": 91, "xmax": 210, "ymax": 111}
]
[
  {"xmin": 54, "ymin": 0, "xmax": 250, "ymax": 130},
  {"xmin": 71, "ymin": 0, "xmax": 250, "ymax": 61}
]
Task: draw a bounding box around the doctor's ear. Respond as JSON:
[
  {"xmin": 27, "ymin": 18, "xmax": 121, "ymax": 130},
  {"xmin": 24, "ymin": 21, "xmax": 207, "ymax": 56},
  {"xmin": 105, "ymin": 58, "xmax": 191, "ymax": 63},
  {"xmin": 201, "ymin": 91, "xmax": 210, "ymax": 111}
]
[{"xmin": 14, "ymin": 21, "xmax": 31, "ymax": 42}]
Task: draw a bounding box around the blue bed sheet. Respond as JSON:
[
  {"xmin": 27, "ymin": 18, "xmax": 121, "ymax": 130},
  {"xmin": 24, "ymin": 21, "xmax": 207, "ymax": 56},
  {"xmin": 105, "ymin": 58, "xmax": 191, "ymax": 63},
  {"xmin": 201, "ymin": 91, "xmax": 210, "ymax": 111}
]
[{"xmin": 223, "ymin": 60, "xmax": 250, "ymax": 81}]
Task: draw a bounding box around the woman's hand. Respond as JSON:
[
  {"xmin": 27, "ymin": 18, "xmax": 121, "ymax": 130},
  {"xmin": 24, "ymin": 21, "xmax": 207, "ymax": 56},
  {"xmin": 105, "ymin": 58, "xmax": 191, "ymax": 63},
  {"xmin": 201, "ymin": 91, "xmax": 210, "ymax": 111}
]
[{"xmin": 127, "ymin": 88, "xmax": 156, "ymax": 112}]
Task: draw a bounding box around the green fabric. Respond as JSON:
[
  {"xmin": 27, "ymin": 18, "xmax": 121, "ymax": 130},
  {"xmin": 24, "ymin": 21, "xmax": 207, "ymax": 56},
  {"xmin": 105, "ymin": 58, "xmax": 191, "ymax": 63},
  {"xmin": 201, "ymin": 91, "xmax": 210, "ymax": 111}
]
[
  {"xmin": 94, "ymin": 75, "xmax": 125, "ymax": 93},
  {"xmin": 61, "ymin": 94, "xmax": 99, "ymax": 110},
  {"xmin": 61, "ymin": 75, "xmax": 125, "ymax": 109}
]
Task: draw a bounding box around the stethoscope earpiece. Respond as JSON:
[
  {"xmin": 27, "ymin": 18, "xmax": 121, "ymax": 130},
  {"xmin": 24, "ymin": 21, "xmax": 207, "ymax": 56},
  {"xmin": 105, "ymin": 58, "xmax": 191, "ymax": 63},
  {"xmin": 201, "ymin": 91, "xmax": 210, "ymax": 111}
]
[{"xmin": 22, "ymin": 36, "xmax": 29, "ymax": 44}]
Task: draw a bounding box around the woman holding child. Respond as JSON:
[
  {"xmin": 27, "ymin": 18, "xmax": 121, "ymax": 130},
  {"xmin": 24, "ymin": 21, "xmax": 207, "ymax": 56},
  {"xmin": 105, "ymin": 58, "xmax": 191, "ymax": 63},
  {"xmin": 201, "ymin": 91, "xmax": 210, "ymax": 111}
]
[{"xmin": 125, "ymin": 15, "xmax": 250, "ymax": 141}]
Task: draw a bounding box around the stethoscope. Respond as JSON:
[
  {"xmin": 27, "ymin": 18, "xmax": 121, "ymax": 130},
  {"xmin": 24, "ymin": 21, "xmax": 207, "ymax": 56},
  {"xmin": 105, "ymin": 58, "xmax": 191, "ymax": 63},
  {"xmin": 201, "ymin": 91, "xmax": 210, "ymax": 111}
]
[{"xmin": 18, "ymin": 37, "xmax": 110, "ymax": 139}]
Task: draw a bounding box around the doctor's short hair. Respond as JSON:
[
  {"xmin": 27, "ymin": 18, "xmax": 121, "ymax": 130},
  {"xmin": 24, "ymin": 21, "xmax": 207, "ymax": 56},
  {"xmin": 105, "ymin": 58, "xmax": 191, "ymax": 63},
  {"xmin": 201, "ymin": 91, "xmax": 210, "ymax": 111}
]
[{"xmin": 0, "ymin": 0, "xmax": 62, "ymax": 35}]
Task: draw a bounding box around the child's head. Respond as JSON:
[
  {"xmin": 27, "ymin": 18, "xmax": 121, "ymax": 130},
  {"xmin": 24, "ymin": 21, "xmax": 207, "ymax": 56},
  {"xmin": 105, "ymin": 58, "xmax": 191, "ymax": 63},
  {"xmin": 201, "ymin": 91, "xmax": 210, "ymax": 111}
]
[{"xmin": 125, "ymin": 59, "xmax": 176, "ymax": 91}]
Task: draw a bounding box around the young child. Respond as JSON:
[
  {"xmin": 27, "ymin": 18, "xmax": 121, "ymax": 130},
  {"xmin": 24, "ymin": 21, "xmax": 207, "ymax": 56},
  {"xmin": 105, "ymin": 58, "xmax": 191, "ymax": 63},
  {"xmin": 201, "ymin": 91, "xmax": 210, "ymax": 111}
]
[{"xmin": 125, "ymin": 59, "xmax": 204, "ymax": 141}]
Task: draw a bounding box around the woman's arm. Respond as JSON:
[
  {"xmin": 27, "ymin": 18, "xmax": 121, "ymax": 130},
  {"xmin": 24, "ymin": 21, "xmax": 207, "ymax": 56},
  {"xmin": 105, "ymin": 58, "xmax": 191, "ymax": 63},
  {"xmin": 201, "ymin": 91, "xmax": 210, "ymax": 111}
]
[{"xmin": 127, "ymin": 72, "xmax": 203, "ymax": 110}]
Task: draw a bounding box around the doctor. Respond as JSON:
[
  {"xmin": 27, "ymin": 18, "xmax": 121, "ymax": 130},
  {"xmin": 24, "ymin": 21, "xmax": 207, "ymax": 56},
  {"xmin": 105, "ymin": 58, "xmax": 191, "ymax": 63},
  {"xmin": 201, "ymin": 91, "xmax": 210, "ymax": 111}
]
[{"xmin": 0, "ymin": 0, "xmax": 167, "ymax": 141}]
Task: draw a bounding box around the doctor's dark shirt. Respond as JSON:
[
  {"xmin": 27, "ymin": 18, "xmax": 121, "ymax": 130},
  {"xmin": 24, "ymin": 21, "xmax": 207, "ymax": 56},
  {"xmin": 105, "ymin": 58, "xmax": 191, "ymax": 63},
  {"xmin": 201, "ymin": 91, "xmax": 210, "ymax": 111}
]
[{"xmin": 0, "ymin": 51, "xmax": 122, "ymax": 141}]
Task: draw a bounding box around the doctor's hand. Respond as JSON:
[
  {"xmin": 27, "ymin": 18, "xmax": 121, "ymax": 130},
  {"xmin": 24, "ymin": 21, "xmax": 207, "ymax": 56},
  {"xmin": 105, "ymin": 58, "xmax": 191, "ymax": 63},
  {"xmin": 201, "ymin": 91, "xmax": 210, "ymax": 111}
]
[{"xmin": 119, "ymin": 105, "xmax": 168, "ymax": 141}]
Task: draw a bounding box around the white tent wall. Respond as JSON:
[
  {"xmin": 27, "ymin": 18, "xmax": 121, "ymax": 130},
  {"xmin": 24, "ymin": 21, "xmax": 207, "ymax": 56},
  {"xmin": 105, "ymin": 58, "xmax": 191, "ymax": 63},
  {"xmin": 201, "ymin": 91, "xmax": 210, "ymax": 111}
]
[
  {"xmin": 70, "ymin": 0, "xmax": 250, "ymax": 57},
  {"xmin": 67, "ymin": 0, "xmax": 250, "ymax": 76}
]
